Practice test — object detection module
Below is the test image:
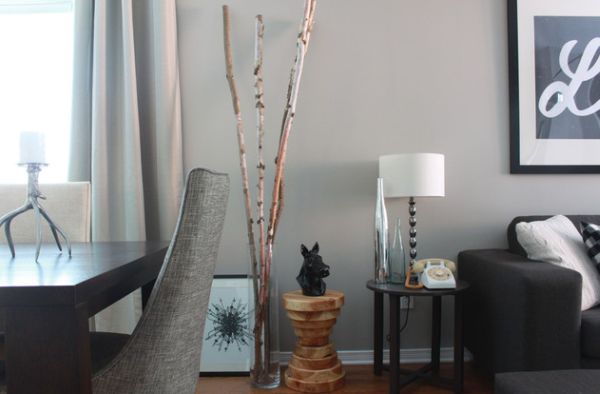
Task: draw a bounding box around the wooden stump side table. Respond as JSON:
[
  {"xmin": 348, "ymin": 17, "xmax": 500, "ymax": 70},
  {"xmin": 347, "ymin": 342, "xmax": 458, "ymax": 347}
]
[{"xmin": 283, "ymin": 290, "xmax": 345, "ymax": 393}]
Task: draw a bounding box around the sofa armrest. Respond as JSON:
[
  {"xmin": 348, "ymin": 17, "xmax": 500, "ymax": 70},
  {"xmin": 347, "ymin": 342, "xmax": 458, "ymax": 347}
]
[{"xmin": 458, "ymin": 249, "xmax": 582, "ymax": 374}]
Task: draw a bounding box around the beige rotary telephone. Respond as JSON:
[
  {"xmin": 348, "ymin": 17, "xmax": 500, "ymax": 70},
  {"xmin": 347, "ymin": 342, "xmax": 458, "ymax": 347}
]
[{"xmin": 405, "ymin": 258, "xmax": 457, "ymax": 289}]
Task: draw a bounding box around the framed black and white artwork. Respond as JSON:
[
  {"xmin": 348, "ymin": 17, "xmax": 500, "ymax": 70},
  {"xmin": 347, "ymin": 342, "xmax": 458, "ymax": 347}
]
[
  {"xmin": 509, "ymin": 0, "xmax": 600, "ymax": 173},
  {"xmin": 200, "ymin": 275, "xmax": 253, "ymax": 376}
]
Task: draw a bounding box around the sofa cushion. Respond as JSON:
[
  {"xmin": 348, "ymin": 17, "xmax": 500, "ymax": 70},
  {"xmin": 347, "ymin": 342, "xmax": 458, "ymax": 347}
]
[
  {"xmin": 516, "ymin": 215, "xmax": 600, "ymax": 310},
  {"xmin": 508, "ymin": 215, "xmax": 600, "ymax": 257},
  {"xmin": 495, "ymin": 370, "xmax": 600, "ymax": 394},
  {"xmin": 582, "ymin": 306, "xmax": 600, "ymax": 358}
]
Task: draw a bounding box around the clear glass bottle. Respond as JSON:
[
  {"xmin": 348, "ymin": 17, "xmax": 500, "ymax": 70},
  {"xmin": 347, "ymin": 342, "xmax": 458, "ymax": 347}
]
[
  {"xmin": 374, "ymin": 177, "xmax": 389, "ymax": 283},
  {"xmin": 389, "ymin": 218, "xmax": 407, "ymax": 284}
]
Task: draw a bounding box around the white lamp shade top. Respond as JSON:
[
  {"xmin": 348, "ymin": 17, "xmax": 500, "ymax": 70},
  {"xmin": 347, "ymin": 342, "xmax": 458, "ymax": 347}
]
[{"xmin": 378, "ymin": 153, "xmax": 445, "ymax": 198}]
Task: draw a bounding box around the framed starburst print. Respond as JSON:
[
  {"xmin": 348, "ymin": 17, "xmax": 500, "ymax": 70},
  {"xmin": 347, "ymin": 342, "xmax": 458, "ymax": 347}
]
[{"xmin": 200, "ymin": 275, "xmax": 253, "ymax": 375}]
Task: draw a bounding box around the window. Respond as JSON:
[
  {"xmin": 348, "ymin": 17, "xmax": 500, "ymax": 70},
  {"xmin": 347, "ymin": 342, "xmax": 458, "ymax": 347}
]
[{"xmin": 0, "ymin": 0, "xmax": 74, "ymax": 183}]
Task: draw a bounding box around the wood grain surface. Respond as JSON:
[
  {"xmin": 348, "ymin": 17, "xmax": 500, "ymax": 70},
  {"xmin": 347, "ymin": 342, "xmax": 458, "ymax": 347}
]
[{"xmin": 283, "ymin": 290, "xmax": 345, "ymax": 393}]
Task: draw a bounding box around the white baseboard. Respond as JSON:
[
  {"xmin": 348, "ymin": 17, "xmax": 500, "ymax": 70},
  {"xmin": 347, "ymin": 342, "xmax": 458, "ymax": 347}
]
[{"xmin": 280, "ymin": 347, "xmax": 472, "ymax": 365}]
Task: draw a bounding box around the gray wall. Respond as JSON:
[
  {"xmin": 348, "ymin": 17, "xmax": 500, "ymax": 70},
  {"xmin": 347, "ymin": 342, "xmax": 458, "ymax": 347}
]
[{"xmin": 176, "ymin": 0, "xmax": 600, "ymax": 352}]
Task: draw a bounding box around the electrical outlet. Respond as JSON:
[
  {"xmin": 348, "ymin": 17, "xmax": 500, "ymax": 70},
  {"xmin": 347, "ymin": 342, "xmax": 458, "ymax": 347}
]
[{"xmin": 400, "ymin": 296, "xmax": 414, "ymax": 309}]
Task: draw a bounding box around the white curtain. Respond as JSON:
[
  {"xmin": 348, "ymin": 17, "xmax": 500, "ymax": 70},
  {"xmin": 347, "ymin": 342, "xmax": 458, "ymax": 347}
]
[{"xmin": 69, "ymin": 0, "xmax": 184, "ymax": 333}]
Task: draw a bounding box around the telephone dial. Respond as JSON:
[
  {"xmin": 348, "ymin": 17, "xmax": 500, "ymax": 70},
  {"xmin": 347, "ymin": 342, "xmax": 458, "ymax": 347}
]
[{"xmin": 404, "ymin": 258, "xmax": 457, "ymax": 289}]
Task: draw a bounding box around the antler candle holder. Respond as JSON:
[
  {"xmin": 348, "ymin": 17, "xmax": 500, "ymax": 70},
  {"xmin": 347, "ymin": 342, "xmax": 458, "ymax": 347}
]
[{"xmin": 0, "ymin": 163, "xmax": 71, "ymax": 262}]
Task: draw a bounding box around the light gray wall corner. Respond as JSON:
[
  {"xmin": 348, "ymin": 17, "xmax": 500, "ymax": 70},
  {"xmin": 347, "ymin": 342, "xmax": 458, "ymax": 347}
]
[{"xmin": 176, "ymin": 0, "xmax": 600, "ymax": 352}]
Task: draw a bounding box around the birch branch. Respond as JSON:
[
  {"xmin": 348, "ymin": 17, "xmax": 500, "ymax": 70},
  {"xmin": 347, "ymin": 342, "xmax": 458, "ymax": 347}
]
[
  {"xmin": 254, "ymin": 14, "xmax": 267, "ymax": 308},
  {"xmin": 223, "ymin": 5, "xmax": 259, "ymax": 304},
  {"xmin": 253, "ymin": 16, "xmax": 270, "ymax": 344},
  {"xmin": 278, "ymin": 1, "xmax": 316, "ymax": 142},
  {"xmin": 272, "ymin": 179, "xmax": 284, "ymax": 241},
  {"xmin": 262, "ymin": 0, "xmax": 317, "ymax": 305},
  {"xmin": 268, "ymin": 0, "xmax": 316, "ymax": 241}
]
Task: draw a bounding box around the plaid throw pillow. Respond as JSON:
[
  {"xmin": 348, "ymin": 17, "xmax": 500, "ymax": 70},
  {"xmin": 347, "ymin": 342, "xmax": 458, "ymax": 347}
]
[{"xmin": 581, "ymin": 222, "xmax": 600, "ymax": 273}]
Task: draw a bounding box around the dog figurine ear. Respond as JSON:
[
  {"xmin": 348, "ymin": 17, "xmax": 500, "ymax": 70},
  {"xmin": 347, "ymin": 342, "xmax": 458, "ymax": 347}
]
[
  {"xmin": 301, "ymin": 244, "xmax": 309, "ymax": 258},
  {"xmin": 311, "ymin": 242, "xmax": 319, "ymax": 254}
]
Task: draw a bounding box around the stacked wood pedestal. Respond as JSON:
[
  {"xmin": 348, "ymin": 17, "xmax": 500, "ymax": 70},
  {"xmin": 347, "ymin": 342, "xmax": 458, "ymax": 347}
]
[{"xmin": 283, "ymin": 290, "xmax": 345, "ymax": 393}]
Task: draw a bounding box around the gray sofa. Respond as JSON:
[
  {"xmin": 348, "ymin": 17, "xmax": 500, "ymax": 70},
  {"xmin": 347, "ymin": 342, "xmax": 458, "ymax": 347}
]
[{"xmin": 459, "ymin": 215, "xmax": 600, "ymax": 375}]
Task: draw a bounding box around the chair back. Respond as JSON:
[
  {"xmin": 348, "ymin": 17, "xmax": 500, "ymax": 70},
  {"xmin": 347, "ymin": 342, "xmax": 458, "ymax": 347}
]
[
  {"xmin": 0, "ymin": 183, "xmax": 91, "ymax": 244},
  {"xmin": 92, "ymin": 168, "xmax": 229, "ymax": 394}
]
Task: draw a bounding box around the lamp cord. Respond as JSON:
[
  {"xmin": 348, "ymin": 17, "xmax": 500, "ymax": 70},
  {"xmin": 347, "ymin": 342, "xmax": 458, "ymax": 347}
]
[
  {"xmin": 399, "ymin": 296, "xmax": 410, "ymax": 332},
  {"xmin": 386, "ymin": 296, "xmax": 411, "ymax": 344}
]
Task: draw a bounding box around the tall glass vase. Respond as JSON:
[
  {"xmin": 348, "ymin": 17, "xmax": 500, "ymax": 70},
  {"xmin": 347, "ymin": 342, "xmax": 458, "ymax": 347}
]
[
  {"xmin": 374, "ymin": 177, "xmax": 390, "ymax": 283},
  {"xmin": 250, "ymin": 244, "xmax": 280, "ymax": 388},
  {"xmin": 389, "ymin": 218, "xmax": 407, "ymax": 284}
]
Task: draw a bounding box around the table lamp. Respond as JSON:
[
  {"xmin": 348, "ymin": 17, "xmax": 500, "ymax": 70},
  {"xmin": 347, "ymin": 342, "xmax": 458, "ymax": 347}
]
[{"xmin": 379, "ymin": 153, "xmax": 445, "ymax": 269}]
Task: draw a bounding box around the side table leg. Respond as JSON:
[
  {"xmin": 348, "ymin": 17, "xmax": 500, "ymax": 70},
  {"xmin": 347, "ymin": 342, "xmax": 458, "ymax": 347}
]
[
  {"xmin": 431, "ymin": 296, "xmax": 442, "ymax": 379},
  {"xmin": 389, "ymin": 295, "xmax": 400, "ymax": 394},
  {"xmin": 374, "ymin": 292, "xmax": 384, "ymax": 375},
  {"xmin": 454, "ymin": 293, "xmax": 464, "ymax": 393}
]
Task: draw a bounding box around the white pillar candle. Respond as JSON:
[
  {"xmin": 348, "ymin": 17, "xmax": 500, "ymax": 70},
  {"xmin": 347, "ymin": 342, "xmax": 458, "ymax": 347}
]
[{"xmin": 19, "ymin": 131, "xmax": 46, "ymax": 164}]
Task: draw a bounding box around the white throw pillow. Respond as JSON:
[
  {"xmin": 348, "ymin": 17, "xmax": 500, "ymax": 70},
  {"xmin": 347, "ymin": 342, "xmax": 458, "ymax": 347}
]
[{"xmin": 516, "ymin": 215, "xmax": 600, "ymax": 311}]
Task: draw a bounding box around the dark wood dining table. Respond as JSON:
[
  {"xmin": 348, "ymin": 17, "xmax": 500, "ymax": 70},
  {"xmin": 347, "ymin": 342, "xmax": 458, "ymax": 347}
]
[{"xmin": 0, "ymin": 241, "xmax": 169, "ymax": 394}]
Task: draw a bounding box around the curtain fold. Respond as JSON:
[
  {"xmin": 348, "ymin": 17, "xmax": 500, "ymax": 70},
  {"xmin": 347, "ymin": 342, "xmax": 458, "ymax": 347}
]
[{"xmin": 69, "ymin": 0, "xmax": 184, "ymax": 334}]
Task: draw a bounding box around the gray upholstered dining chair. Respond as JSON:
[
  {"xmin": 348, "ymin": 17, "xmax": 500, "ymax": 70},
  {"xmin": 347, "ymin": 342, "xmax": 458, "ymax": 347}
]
[
  {"xmin": 89, "ymin": 168, "xmax": 229, "ymax": 394},
  {"xmin": 0, "ymin": 182, "xmax": 91, "ymax": 245}
]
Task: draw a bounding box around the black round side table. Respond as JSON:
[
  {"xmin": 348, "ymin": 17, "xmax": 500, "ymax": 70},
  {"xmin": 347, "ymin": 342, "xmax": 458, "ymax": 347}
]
[{"xmin": 366, "ymin": 280, "xmax": 470, "ymax": 394}]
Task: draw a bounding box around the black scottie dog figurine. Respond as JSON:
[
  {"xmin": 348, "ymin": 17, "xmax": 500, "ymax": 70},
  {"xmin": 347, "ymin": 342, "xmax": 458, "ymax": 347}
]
[{"xmin": 296, "ymin": 242, "xmax": 330, "ymax": 296}]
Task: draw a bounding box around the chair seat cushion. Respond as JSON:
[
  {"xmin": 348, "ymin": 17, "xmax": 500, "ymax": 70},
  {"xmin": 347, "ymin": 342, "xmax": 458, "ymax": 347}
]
[
  {"xmin": 495, "ymin": 370, "xmax": 600, "ymax": 394},
  {"xmin": 90, "ymin": 332, "xmax": 130, "ymax": 373},
  {"xmin": 582, "ymin": 306, "xmax": 600, "ymax": 358}
]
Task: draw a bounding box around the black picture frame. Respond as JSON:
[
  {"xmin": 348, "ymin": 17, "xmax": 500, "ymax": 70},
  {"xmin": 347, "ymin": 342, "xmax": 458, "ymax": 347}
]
[
  {"xmin": 507, "ymin": 0, "xmax": 600, "ymax": 174},
  {"xmin": 199, "ymin": 274, "xmax": 253, "ymax": 377}
]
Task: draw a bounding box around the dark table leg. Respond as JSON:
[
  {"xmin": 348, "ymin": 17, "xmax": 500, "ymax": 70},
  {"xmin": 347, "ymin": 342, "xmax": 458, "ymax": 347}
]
[
  {"xmin": 431, "ymin": 296, "xmax": 442, "ymax": 380},
  {"xmin": 6, "ymin": 304, "xmax": 92, "ymax": 394},
  {"xmin": 454, "ymin": 293, "xmax": 464, "ymax": 394},
  {"xmin": 389, "ymin": 294, "xmax": 400, "ymax": 394},
  {"xmin": 374, "ymin": 291, "xmax": 384, "ymax": 375}
]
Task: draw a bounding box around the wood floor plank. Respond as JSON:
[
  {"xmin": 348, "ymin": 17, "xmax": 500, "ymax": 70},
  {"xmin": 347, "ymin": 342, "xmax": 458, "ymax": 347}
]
[{"xmin": 196, "ymin": 363, "xmax": 492, "ymax": 393}]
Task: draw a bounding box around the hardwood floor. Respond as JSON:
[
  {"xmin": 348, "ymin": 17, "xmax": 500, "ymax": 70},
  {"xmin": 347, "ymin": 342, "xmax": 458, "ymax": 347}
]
[{"xmin": 196, "ymin": 363, "xmax": 493, "ymax": 393}]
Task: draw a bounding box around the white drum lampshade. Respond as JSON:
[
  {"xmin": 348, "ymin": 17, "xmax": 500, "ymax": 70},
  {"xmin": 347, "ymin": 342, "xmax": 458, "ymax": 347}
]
[
  {"xmin": 378, "ymin": 153, "xmax": 445, "ymax": 277},
  {"xmin": 378, "ymin": 153, "xmax": 445, "ymax": 198}
]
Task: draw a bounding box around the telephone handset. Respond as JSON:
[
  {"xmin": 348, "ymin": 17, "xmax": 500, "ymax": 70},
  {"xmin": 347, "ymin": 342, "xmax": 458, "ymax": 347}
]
[{"xmin": 405, "ymin": 258, "xmax": 457, "ymax": 290}]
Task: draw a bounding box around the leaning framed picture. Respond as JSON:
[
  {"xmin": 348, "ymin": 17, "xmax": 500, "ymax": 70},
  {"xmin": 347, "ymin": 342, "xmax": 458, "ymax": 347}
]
[
  {"xmin": 200, "ymin": 275, "xmax": 253, "ymax": 376},
  {"xmin": 509, "ymin": 0, "xmax": 600, "ymax": 173}
]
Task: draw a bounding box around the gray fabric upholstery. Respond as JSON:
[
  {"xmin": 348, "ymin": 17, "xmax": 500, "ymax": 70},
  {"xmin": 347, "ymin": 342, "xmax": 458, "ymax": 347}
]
[
  {"xmin": 581, "ymin": 306, "xmax": 600, "ymax": 359},
  {"xmin": 462, "ymin": 213, "xmax": 600, "ymax": 375},
  {"xmin": 92, "ymin": 168, "xmax": 229, "ymax": 394},
  {"xmin": 581, "ymin": 356, "xmax": 600, "ymax": 369},
  {"xmin": 459, "ymin": 249, "xmax": 582, "ymax": 375},
  {"xmin": 495, "ymin": 370, "xmax": 600, "ymax": 394}
]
